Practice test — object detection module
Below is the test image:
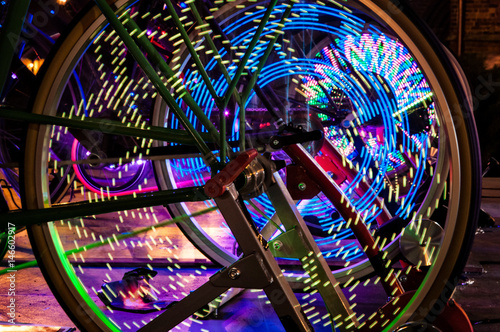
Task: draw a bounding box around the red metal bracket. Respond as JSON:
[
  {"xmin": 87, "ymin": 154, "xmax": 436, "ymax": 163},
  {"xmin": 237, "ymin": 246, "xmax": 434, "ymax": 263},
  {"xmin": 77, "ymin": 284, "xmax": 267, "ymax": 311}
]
[
  {"xmin": 204, "ymin": 149, "xmax": 258, "ymax": 198},
  {"xmin": 286, "ymin": 165, "xmax": 320, "ymax": 200}
]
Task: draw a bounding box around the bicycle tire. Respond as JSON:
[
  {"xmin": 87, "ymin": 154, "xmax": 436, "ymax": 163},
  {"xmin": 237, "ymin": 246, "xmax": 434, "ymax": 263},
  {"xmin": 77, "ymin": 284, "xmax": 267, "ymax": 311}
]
[{"xmin": 24, "ymin": 0, "xmax": 480, "ymax": 331}]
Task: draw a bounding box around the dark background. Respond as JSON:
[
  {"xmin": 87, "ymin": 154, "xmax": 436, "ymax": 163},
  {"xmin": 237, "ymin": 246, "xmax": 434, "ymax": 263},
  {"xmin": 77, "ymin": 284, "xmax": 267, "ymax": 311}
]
[{"xmin": 408, "ymin": 0, "xmax": 500, "ymax": 175}]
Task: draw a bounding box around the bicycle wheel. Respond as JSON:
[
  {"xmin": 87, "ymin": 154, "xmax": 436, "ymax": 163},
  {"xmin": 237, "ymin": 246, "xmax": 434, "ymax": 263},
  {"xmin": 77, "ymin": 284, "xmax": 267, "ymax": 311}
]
[
  {"xmin": 151, "ymin": 0, "xmax": 477, "ymax": 282},
  {"xmin": 24, "ymin": 0, "xmax": 480, "ymax": 331}
]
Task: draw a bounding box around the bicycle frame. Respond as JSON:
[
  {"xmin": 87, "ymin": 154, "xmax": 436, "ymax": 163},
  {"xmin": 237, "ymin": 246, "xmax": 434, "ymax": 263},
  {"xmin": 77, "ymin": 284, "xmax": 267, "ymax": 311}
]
[
  {"xmin": 0, "ymin": 1, "xmax": 438, "ymax": 331},
  {"xmin": 0, "ymin": 0, "xmax": 381, "ymax": 246}
]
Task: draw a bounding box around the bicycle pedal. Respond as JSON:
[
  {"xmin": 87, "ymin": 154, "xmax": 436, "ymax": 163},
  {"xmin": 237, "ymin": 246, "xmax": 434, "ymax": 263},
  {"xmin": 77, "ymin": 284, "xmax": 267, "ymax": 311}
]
[{"xmin": 97, "ymin": 267, "xmax": 176, "ymax": 313}]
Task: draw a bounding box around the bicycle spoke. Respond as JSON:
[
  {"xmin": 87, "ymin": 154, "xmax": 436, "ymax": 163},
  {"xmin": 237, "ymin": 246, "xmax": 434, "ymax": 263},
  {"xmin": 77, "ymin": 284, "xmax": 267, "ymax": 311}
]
[
  {"xmin": 240, "ymin": 2, "xmax": 294, "ymax": 103},
  {"xmin": 95, "ymin": 0, "xmax": 218, "ymax": 165},
  {"xmin": 2, "ymin": 186, "xmax": 207, "ymax": 228},
  {"xmin": 187, "ymin": 2, "xmax": 237, "ymax": 94},
  {"xmin": 0, "ymin": 206, "xmax": 216, "ymax": 276},
  {"xmin": 163, "ymin": 0, "xmax": 232, "ymax": 160},
  {"xmin": 162, "ymin": 0, "xmax": 221, "ymax": 108},
  {"xmin": 221, "ymin": 0, "xmax": 279, "ymax": 108},
  {"xmin": 120, "ymin": 16, "xmax": 227, "ymax": 153},
  {"xmin": 0, "ymin": 106, "xmax": 213, "ymax": 145},
  {"xmin": 195, "ymin": 0, "xmax": 292, "ymax": 147}
]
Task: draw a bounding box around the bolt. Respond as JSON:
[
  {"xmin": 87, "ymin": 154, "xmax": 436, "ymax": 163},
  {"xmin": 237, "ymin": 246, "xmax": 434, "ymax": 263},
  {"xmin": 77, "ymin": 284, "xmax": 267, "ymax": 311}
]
[
  {"xmin": 272, "ymin": 139, "xmax": 280, "ymax": 147},
  {"xmin": 228, "ymin": 267, "xmax": 240, "ymax": 280},
  {"xmin": 298, "ymin": 182, "xmax": 307, "ymax": 191},
  {"xmin": 273, "ymin": 240, "xmax": 283, "ymax": 251},
  {"xmin": 399, "ymin": 275, "xmax": 408, "ymax": 283}
]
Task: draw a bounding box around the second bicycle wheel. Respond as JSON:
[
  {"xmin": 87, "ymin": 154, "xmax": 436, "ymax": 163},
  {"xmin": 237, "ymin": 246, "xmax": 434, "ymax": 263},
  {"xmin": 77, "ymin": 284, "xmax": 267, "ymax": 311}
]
[{"xmin": 24, "ymin": 0, "xmax": 480, "ymax": 331}]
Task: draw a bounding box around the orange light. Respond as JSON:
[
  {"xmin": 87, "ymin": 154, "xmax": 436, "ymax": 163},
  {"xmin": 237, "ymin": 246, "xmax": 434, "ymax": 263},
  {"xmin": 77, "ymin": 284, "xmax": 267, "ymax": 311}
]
[{"xmin": 21, "ymin": 58, "xmax": 44, "ymax": 75}]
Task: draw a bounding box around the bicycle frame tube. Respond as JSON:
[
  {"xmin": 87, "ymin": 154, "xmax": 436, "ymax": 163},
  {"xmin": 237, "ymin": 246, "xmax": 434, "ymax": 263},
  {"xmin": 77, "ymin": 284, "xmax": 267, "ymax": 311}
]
[
  {"xmin": 138, "ymin": 186, "xmax": 314, "ymax": 332},
  {"xmin": 284, "ymin": 143, "xmax": 405, "ymax": 297}
]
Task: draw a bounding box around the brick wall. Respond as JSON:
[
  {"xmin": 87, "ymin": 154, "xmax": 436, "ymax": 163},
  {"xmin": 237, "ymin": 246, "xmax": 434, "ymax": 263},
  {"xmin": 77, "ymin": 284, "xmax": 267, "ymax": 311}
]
[
  {"xmin": 406, "ymin": 0, "xmax": 500, "ymax": 165},
  {"xmin": 405, "ymin": 0, "xmax": 500, "ymax": 66},
  {"xmin": 448, "ymin": 0, "xmax": 500, "ymax": 63}
]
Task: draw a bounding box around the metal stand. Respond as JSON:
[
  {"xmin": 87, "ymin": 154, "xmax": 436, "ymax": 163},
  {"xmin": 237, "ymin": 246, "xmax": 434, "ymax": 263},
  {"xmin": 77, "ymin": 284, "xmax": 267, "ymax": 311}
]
[
  {"xmin": 139, "ymin": 185, "xmax": 313, "ymax": 332},
  {"xmin": 266, "ymin": 173, "xmax": 358, "ymax": 330}
]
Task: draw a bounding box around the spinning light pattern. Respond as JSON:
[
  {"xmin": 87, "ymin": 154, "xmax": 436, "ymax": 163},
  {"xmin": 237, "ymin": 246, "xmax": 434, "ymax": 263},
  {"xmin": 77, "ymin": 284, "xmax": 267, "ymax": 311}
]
[{"xmin": 163, "ymin": 2, "xmax": 439, "ymax": 260}]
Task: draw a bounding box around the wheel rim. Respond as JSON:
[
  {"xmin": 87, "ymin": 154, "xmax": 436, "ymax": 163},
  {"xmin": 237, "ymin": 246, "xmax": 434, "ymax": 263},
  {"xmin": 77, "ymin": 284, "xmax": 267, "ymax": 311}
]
[
  {"xmin": 152, "ymin": 0, "xmax": 451, "ymax": 278},
  {"xmin": 23, "ymin": 0, "xmax": 479, "ymax": 331}
]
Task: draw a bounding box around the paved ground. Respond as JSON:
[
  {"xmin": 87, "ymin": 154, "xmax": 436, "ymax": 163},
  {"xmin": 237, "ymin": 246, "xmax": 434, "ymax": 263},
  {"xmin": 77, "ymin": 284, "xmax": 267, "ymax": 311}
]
[
  {"xmin": 454, "ymin": 178, "xmax": 500, "ymax": 331},
  {"xmin": 0, "ymin": 178, "xmax": 499, "ymax": 331}
]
